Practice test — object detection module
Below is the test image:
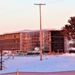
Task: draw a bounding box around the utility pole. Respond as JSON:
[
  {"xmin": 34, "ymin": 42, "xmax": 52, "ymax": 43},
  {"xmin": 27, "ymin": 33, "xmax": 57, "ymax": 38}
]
[{"xmin": 34, "ymin": 3, "xmax": 46, "ymax": 61}]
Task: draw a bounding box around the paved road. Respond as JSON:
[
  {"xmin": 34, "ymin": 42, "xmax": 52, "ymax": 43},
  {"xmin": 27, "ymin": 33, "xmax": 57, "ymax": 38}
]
[{"xmin": 0, "ymin": 71, "xmax": 75, "ymax": 75}]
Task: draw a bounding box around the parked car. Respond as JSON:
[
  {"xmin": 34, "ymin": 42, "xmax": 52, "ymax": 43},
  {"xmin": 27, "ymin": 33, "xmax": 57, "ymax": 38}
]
[
  {"xmin": 68, "ymin": 47, "xmax": 75, "ymax": 53},
  {"xmin": 27, "ymin": 50, "xmax": 40, "ymax": 55}
]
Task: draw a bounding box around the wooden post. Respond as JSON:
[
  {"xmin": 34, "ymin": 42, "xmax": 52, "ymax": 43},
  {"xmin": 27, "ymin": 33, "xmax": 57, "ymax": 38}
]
[{"xmin": 34, "ymin": 3, "xmax": 46, "ymax": 61}]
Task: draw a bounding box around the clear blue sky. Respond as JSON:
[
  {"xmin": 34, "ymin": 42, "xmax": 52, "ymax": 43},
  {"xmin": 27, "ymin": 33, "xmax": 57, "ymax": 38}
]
[{"xmin": 0, "ymin": 0, "xmax": 75, "ymax": 34}]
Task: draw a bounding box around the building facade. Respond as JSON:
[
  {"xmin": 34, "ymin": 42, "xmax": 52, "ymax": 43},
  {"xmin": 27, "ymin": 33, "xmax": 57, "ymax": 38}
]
[
  {"xmin": 50, "ymin": 30, "xmax": 64, "ymax": 53},
  {"xmin": 0, "ymin": 33, "xmax": 20, "ymax": 52},
  {"xmin": 20, "ymin": 31, "xmax": 40, "ymax": 52},
  {"xmin": 0, "ymin": 29, "xmax": 65, "ymax": 53}
]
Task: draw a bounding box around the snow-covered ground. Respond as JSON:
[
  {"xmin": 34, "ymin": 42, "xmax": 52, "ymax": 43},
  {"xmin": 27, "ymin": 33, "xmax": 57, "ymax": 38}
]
[{"xmin": 0, "ymin": 53, "xmax": 75, "ymax": 74}]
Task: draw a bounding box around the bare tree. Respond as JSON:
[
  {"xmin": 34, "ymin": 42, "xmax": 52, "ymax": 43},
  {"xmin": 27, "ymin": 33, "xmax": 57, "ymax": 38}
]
[{"xmin": 0, "ymin": 49, "xmax": 12, "ymax": 70}]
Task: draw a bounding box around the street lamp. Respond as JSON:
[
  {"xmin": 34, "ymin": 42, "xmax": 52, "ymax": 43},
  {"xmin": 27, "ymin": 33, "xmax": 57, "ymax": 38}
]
[{"xmin": 34, "ymin": 3, "xmax": 46, "ymax": 60}]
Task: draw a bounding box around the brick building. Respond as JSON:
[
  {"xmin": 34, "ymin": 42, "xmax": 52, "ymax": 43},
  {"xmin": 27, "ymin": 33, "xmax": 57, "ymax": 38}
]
[
  {"xmin": 50, "ymin": 30, "xmax": 64, "ymax": 53},
  {"xmin": 0, "ymin": 32, "xmax": 20, "ymax": 52},
  {"xmin": 20, "ymin": 30, "xmax": 40, "ymax": 52},
  {"xmin": 0, "ymin": 29, "xmax": 65, "ymax": 53}
]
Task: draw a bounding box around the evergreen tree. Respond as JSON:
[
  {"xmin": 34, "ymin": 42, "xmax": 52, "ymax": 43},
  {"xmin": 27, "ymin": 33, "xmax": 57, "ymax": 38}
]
[{"xmin": 61, "ymin": 16, "xmax": 75, "ymax": 40}]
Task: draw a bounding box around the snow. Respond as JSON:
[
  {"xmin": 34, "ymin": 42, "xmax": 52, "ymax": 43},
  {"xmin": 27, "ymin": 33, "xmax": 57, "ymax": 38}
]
[{"xmin": 0, "ymin": 53, "xmax": 75, "ymax": 74}]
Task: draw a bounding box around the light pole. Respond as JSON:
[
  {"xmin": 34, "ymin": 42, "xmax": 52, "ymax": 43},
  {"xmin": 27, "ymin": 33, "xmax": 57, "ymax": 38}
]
[{"xmin": 34, "ymin": 3, "xmax": 46, "ymax": 60}]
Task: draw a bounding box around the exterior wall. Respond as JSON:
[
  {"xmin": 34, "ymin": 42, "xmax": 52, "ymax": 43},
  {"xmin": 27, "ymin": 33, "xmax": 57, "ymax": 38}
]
[
  {"xmin": 0, "ymin": 35, "xmax": 5, "ymax": 51},
  {"xmin": 0, "ymin": 33, "xmax": 20, "ymax": 52},
  {"xmin": 20, "ymin": 31, "xmax": 40, "ymax": 52},
  {"xmin": 5, "ymin": 33, "xmax": 20, "ymax": 51},
  {"xmin": 20, "ymin": 30, "xmax": 51, "ymax": 53},
  {"xmin": 64, "ymin": 37, "xmax": 69, "ymax": 53},
  {"xmin": 20, "ymin": 32, "xmax": 31, "ymax": 52},
  {"xmin": 51, "ymin": 30, "xmax": 64, "ymax": 53},
  {"xmin": 0, "ymin": 29, "xmax": 65, "ymax": 53},
  {"xmin": 41, "ymin": 30, "xmax": 64, "ymax": 53},
  {"xmin": 42, "ymin": 30, "xmax": 51, "ymax": 53}
]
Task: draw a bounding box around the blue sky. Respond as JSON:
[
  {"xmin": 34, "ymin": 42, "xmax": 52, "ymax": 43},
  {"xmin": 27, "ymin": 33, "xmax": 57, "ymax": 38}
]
[{"xmin": 0, "ymin": 0, "xmax": 75, "ymax": 34}]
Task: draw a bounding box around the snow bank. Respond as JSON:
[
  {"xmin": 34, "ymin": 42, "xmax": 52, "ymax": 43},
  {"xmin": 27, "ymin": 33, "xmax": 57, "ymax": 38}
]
[{"xmin": 0, "ymin": 54, "xmax": 75, "ymax": 74}]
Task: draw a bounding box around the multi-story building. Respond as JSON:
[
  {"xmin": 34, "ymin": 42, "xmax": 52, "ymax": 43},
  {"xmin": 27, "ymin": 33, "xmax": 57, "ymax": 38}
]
[
  {"xmin": 0, "ymin": 32, "xmax": 20, "ymax": 52},
  {"xmin": 41, "ymin": 29, "xmax": 64, "ymax": 53},
  {"xmin": 20, "ymin": 30, "xmax": 40, "ymax": 52},
  {"xmin": 50, "ymin": 30, "xmax": 64, "ymax": 53},
  {"xmin": 0, "ymin": 29, "xmax": 65, "ymax": 53},
  {"xmin": 0, "ymin": 35, "xmax": 5, "ymax": 51}
]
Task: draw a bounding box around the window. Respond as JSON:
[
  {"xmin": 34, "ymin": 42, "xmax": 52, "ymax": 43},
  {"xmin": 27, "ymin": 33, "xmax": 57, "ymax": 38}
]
[{"xmin": 14, "ymin": 35, "xmax": 16, "ymax": 38}]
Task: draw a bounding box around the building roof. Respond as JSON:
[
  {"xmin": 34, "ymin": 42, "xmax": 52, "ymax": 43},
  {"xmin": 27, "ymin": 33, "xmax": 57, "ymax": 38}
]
[{"xmin": 1, "ymin": 28, "xmax": 61, "ymax": 35}]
